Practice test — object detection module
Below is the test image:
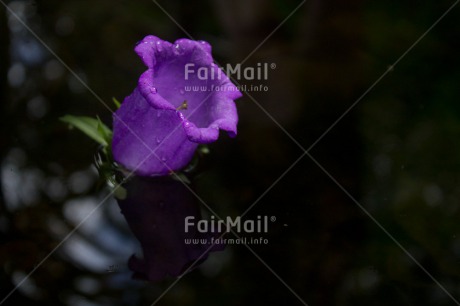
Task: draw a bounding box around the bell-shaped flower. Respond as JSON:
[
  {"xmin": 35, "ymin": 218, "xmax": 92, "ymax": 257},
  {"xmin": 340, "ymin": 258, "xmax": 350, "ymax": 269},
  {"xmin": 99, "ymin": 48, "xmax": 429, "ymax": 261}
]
[{"xmin": 112, "ymin": 36, "xmax": 241, "ymax": 176}]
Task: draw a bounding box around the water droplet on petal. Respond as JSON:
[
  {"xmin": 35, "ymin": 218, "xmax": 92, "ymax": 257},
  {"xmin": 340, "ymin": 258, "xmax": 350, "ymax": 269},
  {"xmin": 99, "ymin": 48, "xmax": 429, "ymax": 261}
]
[
  {"xmin": 176, "ymin": 111, "xmax": 184, "ymax": 119},
  {"xmin": 173, "ymin": 43, "xmax": 183, "ymax": 55},
  {"xmin": 156, "ymin": 41, "xmax": 163, "ymax": 52},
  {"xmin": 161, "ymin": 157, "xmax": 167, "ymax": 162},
  {"xmin": 179, "ymin": 89, "xmax": 185, "ymax": 95},
  {"xmin": 155, "ymin": 137, "xmax": 162, "ymax": 144},
  {"xmin": 150, "ymin": 87, "xmax": 157, "ymax": 94}
]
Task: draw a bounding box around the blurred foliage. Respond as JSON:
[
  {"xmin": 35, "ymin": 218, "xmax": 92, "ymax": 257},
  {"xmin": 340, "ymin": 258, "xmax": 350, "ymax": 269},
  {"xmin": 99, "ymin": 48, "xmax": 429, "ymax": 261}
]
[{"xmin": 1, "ymin": 0, "xmax": 460, "ymax": 305}]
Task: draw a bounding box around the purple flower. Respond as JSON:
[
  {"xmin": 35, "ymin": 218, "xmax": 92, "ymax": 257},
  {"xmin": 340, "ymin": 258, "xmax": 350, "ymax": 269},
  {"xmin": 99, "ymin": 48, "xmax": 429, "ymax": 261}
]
[
  {"xmin": 117, "ymin": 176, "xmax": 223, "ymax": 281},
  {"xmin": 112, "ymin": 35, "xmax": 242, "ymax": 176}
]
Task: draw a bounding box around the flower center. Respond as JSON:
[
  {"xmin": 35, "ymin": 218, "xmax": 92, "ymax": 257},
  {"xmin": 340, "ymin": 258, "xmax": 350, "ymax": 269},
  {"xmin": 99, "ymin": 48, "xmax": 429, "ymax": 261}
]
[{"xmin": 176, "ymin": 100, "xmax": 188, "ymax": 111}]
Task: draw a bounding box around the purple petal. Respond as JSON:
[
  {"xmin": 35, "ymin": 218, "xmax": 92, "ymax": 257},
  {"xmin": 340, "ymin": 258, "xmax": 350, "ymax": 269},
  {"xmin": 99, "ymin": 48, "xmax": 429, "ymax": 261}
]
[{"xmin": 112, "ymin": 89, "xmax": 198, "ymax": 176}]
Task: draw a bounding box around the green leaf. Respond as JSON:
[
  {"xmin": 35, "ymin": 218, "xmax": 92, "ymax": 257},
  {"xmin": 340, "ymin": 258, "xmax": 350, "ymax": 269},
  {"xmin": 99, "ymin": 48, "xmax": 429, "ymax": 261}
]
[
  {"xmin": 96, "ymin": 116, "xmax": 112, "ymax": 143},
  {"xmin": 60, "ymin": 115, "xmax": 112, "ymax": 146},
  {"xmin": 113, "ymin": 185, "xmax": 127, "ymax": 200},
  {"xmin": 112, "ymin": 97, "xmax": 121, "ymax": 109},
  {"xmin": 198, "ymin": 145, "xmax": 210, "ymax": 155}
]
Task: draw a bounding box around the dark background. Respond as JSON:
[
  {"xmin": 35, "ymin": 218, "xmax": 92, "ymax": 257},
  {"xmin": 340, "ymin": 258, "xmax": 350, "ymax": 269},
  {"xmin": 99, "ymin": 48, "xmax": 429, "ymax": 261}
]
[{"xmin": 1, "ymin": 0, "xmax": 460, "ymax": 305}]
